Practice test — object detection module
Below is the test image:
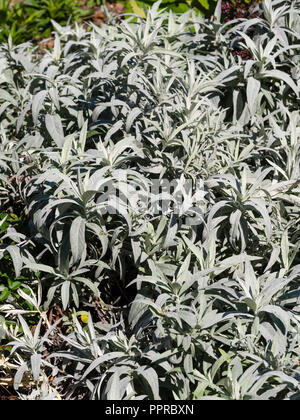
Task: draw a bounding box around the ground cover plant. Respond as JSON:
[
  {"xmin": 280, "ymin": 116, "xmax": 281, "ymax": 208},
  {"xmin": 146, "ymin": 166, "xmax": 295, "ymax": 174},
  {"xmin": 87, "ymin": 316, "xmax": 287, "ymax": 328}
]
[{"xmin": 0, "ymin": 0, "xmax": 300, "ymax": 400}]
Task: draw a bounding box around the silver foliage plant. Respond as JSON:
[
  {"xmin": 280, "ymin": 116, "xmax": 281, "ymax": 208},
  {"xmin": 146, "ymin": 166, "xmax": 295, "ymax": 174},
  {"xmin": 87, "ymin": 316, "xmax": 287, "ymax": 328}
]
[{"xmin": 0, "ymin": 0, "xmax": 300, "ymax": 400}]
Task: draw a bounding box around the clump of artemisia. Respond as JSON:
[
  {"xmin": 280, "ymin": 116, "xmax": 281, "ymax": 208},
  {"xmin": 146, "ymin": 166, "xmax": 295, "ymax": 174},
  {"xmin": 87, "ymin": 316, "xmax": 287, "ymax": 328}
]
[{"xmin": 221, "ymin": 0, "xmax": 262, "ymax": 60}]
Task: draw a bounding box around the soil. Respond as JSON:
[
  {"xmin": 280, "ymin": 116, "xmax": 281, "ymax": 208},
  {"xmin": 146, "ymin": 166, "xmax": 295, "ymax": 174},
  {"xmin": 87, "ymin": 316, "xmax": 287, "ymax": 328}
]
[{"xmin": 1, "ymin": 0, "xmax": 127, "ymax": 402}]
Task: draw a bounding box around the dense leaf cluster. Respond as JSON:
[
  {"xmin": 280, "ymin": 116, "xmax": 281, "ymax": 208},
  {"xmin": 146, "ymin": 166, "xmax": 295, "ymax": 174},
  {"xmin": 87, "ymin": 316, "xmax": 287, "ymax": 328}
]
[{"xmin": 0, "ymin": 0, "xmax": 300, "ymax": 400}]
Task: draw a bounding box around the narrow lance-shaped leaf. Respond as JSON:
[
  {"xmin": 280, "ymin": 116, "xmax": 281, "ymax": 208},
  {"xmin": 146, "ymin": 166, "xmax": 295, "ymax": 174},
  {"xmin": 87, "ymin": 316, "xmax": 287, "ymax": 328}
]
[{"xmin": 70, "ymin": 216, "xmax": 86, "ymax": 264}]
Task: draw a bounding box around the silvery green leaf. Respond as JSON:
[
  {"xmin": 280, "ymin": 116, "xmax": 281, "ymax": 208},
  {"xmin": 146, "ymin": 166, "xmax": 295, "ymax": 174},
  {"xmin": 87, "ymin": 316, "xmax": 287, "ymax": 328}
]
[
  {"xmin": 6, "ymin": 245, "xmax": 22, "ymax": 278},
  {"xmin": 211, "ymin": 351, "xmax": 235, "ymax": 381},
  {"xmin": 291, "ymin": 65, "xmax": 300, "ymax": 80},
  {"xmin": 82, "ymin": 352, "xmax": 126, "ymax": 380},
  {"xmin": 16, "ymin": 315, "xmax": 32, "ymax": 343},
  {"xmin": 163, "ymin": 215, "xmax": 178, "ymax": 249},
  {"xmin": 61, "ymin": 281, "xmax": 71, "ymax": 310},
  {"xmin": 14, "ymin": 363, "xmax": 29, "ymax": 390},
  {"xmin": 281, "ymin": 230, "xmax": 290, "ymax": 271},
  {"xmin": 104, "ymin": 120, "xmax": 124, "ymax": 144},
  {"xmin": 72, "ymin": 277, "xmax": 99, "ymax": 297},
  {"xmin": 78, "ymin": 120, "xmax": 88, "ymax": 153},
  {"xmin": 71, "ymin": 282, "xmax": 79, "ymax": 308},
  {"xmin": 213, "ymin": 0, "xmax": 222, "ymax": 23},
  {"xmin": 60, "ymin": 134, "xmax": 74, "ymax": 164},
  {"xmin": 0, "ymin": 88, "xmax": 17, "ymax": 106},
  {"xmin": 32, "ymin": 90, "xmax": 48, "ymax": 126},
  {"xmin": 49, "ymin": 87, "xmax": 60, "ymax": 111},
  {"xmin": 45, "ymin": 113, "xmax": 65, "ymax": 147},
  {"xmin": 201, "ymin": 311, "xmax": 253, "ymax": 329},
  {"xmin": 125, "ymin": 107, "xmax": 142, "ymax": 132},
  {"xmin": 260, "ymin": 69, "xmax": 299, "ymax": 95},
  {"xmin": 264, "ymin": 247, "xmax": 280, "ymax": 273},
  {"xmin": 252, "ymin": 384, "xmax": 287, "ymax": 400},
  {"xmin": 259, "ymin": 305, "xmax": 290, "ymax": 332},
  {"xmin": 137, "ymin": 366, "xmax": 160, "ymax": 400},
  {"xmin": 250, "ymin": 370, "xmax": 299, "ymax": 394},
  {"xmin": 106, "ymin": 371, "xmax": 121, "ymax": 400},
  {"xmin": 16, "ymin": 103, "xmax": 31, "ymax": 133},
  {"xmin": 247, "ymin": 77, "xmax": 261, "ymax": 115}
]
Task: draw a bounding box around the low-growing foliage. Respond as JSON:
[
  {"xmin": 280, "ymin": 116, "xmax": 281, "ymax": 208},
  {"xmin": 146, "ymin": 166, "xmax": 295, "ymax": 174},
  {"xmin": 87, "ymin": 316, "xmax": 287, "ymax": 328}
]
[{"xmin": 0, "ymin": 0, "xmax": 300, "ymax": 400}]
